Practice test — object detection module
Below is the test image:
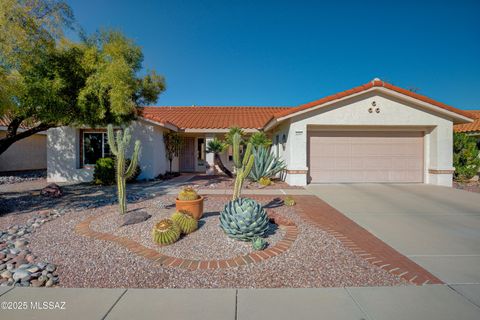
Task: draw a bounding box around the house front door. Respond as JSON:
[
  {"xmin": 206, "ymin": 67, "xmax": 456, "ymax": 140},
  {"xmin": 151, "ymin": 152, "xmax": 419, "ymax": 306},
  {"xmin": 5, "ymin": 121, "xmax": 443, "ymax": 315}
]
[{"xmin": 179, "ymin": 137, "xmax": 195, "ymax": 172}]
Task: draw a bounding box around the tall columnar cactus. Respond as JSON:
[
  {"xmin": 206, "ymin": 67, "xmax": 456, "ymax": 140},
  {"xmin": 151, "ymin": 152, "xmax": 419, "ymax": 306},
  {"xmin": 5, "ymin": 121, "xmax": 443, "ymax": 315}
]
[
  {"xmin": 232, "ymin": 132, "xmax": 254, "ymax": 200},
  {"xmin": 107, "ymin": 124, "xmax": 141, "ymax": 215}
]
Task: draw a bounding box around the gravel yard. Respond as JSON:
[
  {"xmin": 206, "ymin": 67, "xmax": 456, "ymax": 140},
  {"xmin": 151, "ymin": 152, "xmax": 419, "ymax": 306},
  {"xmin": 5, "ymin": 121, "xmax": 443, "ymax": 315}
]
[
  {"xmin": 24, "ymin": 195, "xmax": 407, "ymax": 288},
  {"xmin": 0, "ymin": 170, "xmax": 46, "ymax": 185}
]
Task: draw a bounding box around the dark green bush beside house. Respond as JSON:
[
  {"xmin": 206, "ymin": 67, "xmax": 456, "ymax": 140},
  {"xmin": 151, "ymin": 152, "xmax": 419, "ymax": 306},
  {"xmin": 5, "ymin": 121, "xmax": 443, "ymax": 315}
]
[
  {"xmin": 93, "ymin": 158, "xmax": 141, "ymax": 185},
  {"xmin": 453, "ymin": 133, "xmax": 480, "ymax": 181}
]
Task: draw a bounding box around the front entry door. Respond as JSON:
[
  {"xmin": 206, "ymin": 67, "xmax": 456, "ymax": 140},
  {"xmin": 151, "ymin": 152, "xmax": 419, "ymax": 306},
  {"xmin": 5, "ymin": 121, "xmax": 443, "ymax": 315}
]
[{"xmin": 179, "ymin": 137, "xmax": 195, "ymax": 172}]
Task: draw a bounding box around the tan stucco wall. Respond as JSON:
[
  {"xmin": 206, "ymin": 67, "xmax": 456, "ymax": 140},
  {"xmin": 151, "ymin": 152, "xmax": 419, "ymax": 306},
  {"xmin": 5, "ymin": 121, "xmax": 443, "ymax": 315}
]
[{"xmin": 0, "ymin": 131, "xmax": 47, "ymax": 172}]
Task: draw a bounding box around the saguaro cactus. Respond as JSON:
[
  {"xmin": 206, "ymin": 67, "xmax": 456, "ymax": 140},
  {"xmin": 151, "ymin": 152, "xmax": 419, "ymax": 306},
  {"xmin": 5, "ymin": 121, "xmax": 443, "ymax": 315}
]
[
  {"xmin": 232, "ymin": 132, "xmax": 254, "ymax": 200},
  {"xmin": 107, "ymin": 124, "xmax": 141, "ymax": 215}
]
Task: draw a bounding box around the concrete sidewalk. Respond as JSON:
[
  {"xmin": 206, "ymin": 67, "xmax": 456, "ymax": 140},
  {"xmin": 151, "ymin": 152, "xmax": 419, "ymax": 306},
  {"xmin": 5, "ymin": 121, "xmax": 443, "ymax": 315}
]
[{"xmin": 0, "ymin": 285, "xmax": 479, "ymax": 319}]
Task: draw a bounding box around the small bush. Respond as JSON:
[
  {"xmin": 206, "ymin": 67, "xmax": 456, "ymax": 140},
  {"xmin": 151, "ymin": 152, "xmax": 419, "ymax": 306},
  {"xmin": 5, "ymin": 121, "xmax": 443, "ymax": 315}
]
[
  {"xmin": 93, "ymin": 158, "xmax": 115, "ymax": 185},
  {"xmin": 453, "ymin": 133, "xmax": 480, "ymax": 181},
  {"xmin": 93, "ymin": 157, "xmax": 141, "ymax": 185}
]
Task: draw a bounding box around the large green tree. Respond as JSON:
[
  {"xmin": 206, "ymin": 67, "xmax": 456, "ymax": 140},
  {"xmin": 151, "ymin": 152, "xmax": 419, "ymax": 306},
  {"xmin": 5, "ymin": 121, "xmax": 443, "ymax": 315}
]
[{"xmin": 0, "ymin": 0, "xmax": 165, "ymax": 155}]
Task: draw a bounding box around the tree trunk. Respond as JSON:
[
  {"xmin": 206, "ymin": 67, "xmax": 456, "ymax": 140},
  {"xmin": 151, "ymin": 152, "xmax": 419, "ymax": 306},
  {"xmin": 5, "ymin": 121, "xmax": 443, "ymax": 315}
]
[
  {"xmin": 214, "ymin": 153, "xmax": 233, "ymax": 178},
  {"xmin": 0, "ymin": 121, "xmax": 52, "ymax": 156}
]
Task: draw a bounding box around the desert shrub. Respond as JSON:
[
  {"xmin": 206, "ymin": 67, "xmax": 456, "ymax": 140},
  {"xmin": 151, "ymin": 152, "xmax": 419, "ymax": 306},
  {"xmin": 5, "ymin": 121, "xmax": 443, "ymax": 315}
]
[
  {"xmin": 93, "ymin": 158, "xmax": 115, "ymax": 185},
  {"xmin": 453, "ymin": 133, "xmax": 480, "ymax": 181},
  {"xmin": 93, "ymin": 157, "xmax": 141, "ymax": 185}
]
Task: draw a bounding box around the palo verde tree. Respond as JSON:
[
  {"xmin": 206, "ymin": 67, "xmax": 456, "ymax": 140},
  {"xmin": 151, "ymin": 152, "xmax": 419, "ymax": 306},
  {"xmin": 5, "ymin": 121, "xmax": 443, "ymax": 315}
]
[{"xmin": 0, "ymin": 0, "xmax": 165, "ymax": 155}]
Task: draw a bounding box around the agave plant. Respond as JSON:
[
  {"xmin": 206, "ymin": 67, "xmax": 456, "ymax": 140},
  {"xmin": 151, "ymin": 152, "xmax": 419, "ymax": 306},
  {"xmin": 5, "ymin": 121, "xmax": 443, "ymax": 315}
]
[
  {"xmin": 249, "ymin": 146, "xmax": 286, "ymax": 182},
  {"xmin": 219, "ymin": 198, "xmax": 269, "ymax": 241}
]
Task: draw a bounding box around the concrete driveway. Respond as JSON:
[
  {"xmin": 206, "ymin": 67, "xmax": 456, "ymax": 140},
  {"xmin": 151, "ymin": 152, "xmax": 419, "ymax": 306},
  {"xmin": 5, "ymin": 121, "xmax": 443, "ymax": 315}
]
[{"xmin": 307, "ymin": 184, "xmax": 480, "ymax": 286}]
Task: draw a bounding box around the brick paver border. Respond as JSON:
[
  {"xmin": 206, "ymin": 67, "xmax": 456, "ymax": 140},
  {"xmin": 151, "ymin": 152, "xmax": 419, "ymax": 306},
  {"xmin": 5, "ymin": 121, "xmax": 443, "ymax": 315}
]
[
  {"xmin": 75, "ymin": 208, "xmax": 298, "ymax": 270},
  {"xmin": 292, "ymin": 195, "xmax": 443, "ymax": 285},
  {"xmin": 75, "ymin": 194, "xmax": 442, "ymax": 284}
]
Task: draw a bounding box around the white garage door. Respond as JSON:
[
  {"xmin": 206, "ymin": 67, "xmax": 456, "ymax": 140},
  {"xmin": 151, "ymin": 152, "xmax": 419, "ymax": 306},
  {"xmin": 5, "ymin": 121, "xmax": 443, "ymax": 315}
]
[{"xmin": 308, "ymin": 131, "xmax": 424, "ymax": 183}]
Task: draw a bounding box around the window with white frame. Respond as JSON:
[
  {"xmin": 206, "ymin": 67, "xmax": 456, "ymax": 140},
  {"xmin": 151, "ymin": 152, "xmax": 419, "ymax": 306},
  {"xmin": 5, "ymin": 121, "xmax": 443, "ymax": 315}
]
[{"xmin": 83, "ymin": 132, "xmax": 111, "ymax": 166}]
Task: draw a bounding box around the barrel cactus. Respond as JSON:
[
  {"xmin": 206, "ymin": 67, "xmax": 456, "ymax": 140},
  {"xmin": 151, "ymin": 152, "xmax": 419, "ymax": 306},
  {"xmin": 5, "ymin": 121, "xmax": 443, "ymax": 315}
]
[
  {"xmin": 219, "ymin": 198, "xmax": 269, "ymax": 241},
  {"xmin": 178, "ymin": 187, "xmax": 199, "ymax": 201},
  {"xmin": 258, "ymin": 177, "xmax": 271, "ymax": 186},
  {"xmin": 152, "ymin": 219, "xmax": 181, "ymax": 245},
  {"xmin": 171, "ymin": 210, "xmax": 198, "ymax": 234},
  {"xmin": 252, "ymin": 237, "xmax": 268, "ymax": 250},
  {"xmin": 284, "ymin": 196, "xmax": 296, "ymax": 206}
]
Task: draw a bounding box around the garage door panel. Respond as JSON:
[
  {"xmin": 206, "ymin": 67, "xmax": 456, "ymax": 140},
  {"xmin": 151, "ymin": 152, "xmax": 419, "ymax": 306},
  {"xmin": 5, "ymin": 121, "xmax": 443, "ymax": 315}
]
[{"xmin": 308, "ymin": 131, "xmax": 424, "ymax": 183}]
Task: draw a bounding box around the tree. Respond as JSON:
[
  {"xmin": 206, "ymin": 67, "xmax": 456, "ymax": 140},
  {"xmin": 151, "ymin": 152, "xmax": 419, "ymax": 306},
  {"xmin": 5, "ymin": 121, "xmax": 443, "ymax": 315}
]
[
  {"xmin": 206, "ymin": 138, "xmax": 233, "ymax": 177},
  {"xmin": 163, "ymin": 131, "xmax": 182, "ymax": 173},
  {"xmin": 249, "ymin": 132, "xmax": 272, "ymax": 148},
  {"xmin": 453, "ymin": 133, "xmax": 480, "ymax": 181},
  {"xmin": 0, "ymin": 0, "xmax": 165, "ymax": 155}
]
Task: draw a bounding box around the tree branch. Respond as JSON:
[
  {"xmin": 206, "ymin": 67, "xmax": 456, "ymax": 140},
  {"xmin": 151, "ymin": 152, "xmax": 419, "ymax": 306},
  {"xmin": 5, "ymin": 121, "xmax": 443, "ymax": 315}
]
[{"xmin": 0, "ymin": 122, "xmax": 52, "ymax": 155}]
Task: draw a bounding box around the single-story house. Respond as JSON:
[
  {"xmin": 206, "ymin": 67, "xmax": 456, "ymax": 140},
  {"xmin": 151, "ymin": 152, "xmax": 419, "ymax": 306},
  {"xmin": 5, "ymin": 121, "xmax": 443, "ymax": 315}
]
[
  {"xmin": 454, "ymin": 110, "xmax": 480, "ymax": 149},
  {"xmin": 0, "ymin": 117, "xmax": 47, "ymax": 173},
  {"xmin": 47, "ymin": 78, "xmax": 474, "ymax": 186}
]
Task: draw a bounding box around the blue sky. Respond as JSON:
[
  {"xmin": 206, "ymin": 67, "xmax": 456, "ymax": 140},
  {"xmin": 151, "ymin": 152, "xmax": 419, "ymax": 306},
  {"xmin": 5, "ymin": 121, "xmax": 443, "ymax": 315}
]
[{"xmin": 68, "ymin": 0, "xmax": 480, "ymax": 109}]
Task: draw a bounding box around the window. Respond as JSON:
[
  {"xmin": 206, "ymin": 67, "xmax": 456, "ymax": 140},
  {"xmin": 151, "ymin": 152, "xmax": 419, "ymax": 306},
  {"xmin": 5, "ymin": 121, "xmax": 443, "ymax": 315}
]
[
  {"xmin": 83, "ymin": 132, "xmax": 111, "ymax": 166},
  {"xmin": 197, "ymin": 138, "xmax": 205, "ymax": 164},
  {"xmin": 275, "ymin": 134, "xmax": 280, "ymax": 156}
]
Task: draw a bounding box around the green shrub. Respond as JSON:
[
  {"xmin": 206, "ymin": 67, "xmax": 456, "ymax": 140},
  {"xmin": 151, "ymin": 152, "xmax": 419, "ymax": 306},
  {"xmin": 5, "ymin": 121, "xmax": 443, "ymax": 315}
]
[
  {"xmin": 453, "ymin": 133, "xmax": 480, "ymax": 181},
  {"xmin": 93, "ymin": 158, "xmax": 115, "ymax": 185},
  {"xmin": 93, "ymin": 157, "xmax": 141, "ymax": 185}
]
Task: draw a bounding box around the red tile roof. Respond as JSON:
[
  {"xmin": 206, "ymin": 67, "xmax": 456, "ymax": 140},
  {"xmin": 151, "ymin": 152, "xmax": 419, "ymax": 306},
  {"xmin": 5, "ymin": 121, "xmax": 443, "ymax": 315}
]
[
  {"xmin": 139, "ymin": 106, "xmax": 293, "ymax": 130},
  {"xmin": 271, "ymin": 79, "xmax": 474, "ymax": 121},
  {"xmin": 139, "ymin": 79, "xmax": 473, "ymax": 131},
  {"xmin": 454, "ymin": 110, "xmax": 480, "ymax": 133},
  {"xmin": 0, "ymin": 116, "xmax": 35, "ymax": 130}
]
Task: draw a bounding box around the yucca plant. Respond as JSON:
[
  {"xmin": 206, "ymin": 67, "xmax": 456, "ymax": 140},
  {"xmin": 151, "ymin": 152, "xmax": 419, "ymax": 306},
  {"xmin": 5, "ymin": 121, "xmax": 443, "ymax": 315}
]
[
  {"xmin": 249, "ymin": 146, "xmax": 286, "ymax": 182},
  {"xmin": 107, "ymin": 124, "xmax": 141, "ymax": 215}
]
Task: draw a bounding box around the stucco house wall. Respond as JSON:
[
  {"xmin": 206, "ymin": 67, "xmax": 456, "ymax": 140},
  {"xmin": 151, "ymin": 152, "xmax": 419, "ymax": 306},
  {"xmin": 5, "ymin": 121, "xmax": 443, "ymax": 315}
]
[
  {"xmin": 282, "ymin": 91, "xmax": 455, "ymax": 186},
  {"xmin": 0, "ymin": 131, "xmax": 47, "ymax": 172},
  {"xmin": 47, "ymin": 120, "xmax": 176, "ymax": 183}
]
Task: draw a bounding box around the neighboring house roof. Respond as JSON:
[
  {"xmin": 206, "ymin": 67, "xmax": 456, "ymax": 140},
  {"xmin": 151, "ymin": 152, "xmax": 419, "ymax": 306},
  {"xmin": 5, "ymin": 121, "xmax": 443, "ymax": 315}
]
[
  {"xmin": 265, "ymin": 79, "xmax": 474, "ymax": 130},
  {"xmin": 454, "ymin": 110, "xmax": 480, "ymax": 133},
  {"xmin": 0, "ymin": 116, "xmax": 46, "ymax": 134},
  {"xmin": 139, "ymin": 106, "xmax": 293, "ymax": 131}
]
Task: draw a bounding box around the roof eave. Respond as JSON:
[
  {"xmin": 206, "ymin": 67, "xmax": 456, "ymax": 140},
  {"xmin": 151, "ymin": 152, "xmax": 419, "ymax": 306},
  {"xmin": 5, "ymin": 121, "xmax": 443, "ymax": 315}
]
[
  {"xmin": 269, "ymin": 86, "xmax": 474, "ymax": 126},
  {"xmin": 139, "ymin": 117, "xmax": 179, "ymax": 131}
]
